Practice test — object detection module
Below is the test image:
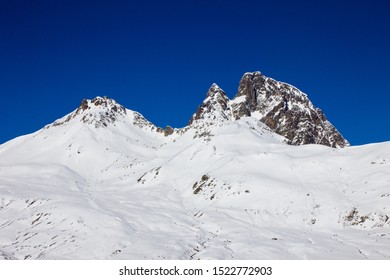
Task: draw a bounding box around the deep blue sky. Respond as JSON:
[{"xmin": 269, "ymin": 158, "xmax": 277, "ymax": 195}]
[{"xmin": 1, "ymin": 0, "xmax": 389, "ymax": 145}]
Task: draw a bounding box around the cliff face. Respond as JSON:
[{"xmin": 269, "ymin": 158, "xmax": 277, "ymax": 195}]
[
  {"xmin": 188, "ymin": 83, "xmax": 232, "ymax": 125},
  {"xmin": 189, "ymin": 72, "xmax": 348, "ymax": 148},
  {"xmin": 230, "ymin": 72, "xmax": 349, "ymax": 147}
]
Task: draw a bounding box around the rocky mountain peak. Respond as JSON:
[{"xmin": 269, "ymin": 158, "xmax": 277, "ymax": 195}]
[
  {"xmin": 234, "ymin": 71, "xmax": 263, "ymax": 112},
  {"xmin": 188, "ymin": 83, "xmax": 232, "ymax": 125},
  {"xmin": 77, "ymin": 96, "xmax": 126, "ymax": 114},
  {"xmin": 50, "ymin": 96, "xmax": 127, "ymax": 128},
  {"xmin": 188, "ymin": 71, "xmax": 349, "ymax": 148},
  {"xmin": 205, "ymin": 83, "xmax": 227, "ymax": 100},
  {"xmin": 230, "ymin": 72, "xmax": 349, "ymax": 148},
  {"xmin": 48, "ymin": 72, "xmax": 348, "ymax": 148},
  {"xmin": 208, "ymin": 82, "xmax": 222, "ymax": 91}
]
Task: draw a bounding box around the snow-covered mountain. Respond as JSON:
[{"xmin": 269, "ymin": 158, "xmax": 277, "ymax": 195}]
[
  {"xmin": 0, "ymin": 74, "xmax": 389, "ymax": 260},
  {"xmin": 190, "ymin": 72, "xmax": 349, "ymax": 148}
]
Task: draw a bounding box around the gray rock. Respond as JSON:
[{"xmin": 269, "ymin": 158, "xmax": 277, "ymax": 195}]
[
  {"xmin": 188, "ymin": 71, "xmax": 349, "ymax": 148},
  {"xmin": 231, "ymin": 72, "xmax": 349, "ymax": 148}
]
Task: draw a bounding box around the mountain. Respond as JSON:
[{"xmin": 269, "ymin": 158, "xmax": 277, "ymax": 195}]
[
  {"xmin": 188, "ymin": 83, "xmax": 232, "ymax": 125},
  {"xmin": 0, "ymin": 74, "xmax": 389, "ymax": 260},
  {"xmin": 232, "ymin": 72, "xmax": 349, "ymax": 147},
  {"xmin": 189, "ymin": 72, "xmax": 349, "ymax": 148}
]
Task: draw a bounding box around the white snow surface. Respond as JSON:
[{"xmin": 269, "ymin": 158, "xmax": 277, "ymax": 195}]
[{"xmin": 0, "ymin": 98, "xmax": 389, "ymax": 260}]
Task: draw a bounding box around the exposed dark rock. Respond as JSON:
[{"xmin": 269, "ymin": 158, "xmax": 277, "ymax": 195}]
[
  {"xmin": 80, "ymin": 99, "xmax": 89, "ymax": 111},
  {"xmin": 164, "ymin": 126, "xmax": 174, "ymax": 136},
  {"xmin": 231, "ymin": 72, "xmax": 349, "ymax": 148},
  {"xmin": 188, "ymin": 83, "xmax": 231, "ymax": 125},
  {"xmin": 50, "ymin": 71, "xmax": 349, "ymax": 149},
  {"xmin": 49, "ymin": 96, "xmax": 127, "ymax": 128},
  {"xmin": 193, "ymin": 174, "xmax": 210, "ymax": 194},
  {"xmin": 187, "ymin": 71, "xmax": 348, "ymax": 148}
]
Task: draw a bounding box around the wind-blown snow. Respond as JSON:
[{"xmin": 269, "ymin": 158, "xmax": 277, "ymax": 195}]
[{"xmin": 0, "ymin": 97, "xmax": 389, "ymax": 260}]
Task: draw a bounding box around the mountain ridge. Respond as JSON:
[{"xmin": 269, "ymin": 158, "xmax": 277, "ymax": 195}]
[
  {"xmin": 2, "ymin": 71, "xmax": 387, "ymax": 260},
  {"xmin": 188, "ymin": 71, "xmax": 348, "ymax": 148},
  {"xmin": 45, "ymin": 71, "xmax": 348, "ymax": 149}
]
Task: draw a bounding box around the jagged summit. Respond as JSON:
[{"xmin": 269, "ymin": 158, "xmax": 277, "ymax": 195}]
[
  {"xmin": 48, "ymin": 96, "xmax": 127, "ymax": 128},
  {"xmin": 46, "ymin": 96, "xmax": 168, "ymax": 137},
  {"xmin": 78, "ymin": 96, "xmax": 126, "ymax": 114},
  {"xmin": 46, "ymin": 71, "xmax": 348, "ymax": 148},
  {"xmin": 231, "ymin": 72, "xmax": 349, "ymax": 148},
  {"xmin": 188, "ymin": 72, "xmax": 349, "ymax": 148},
  {"xmin": 232, "ymin": 71, "xmax": 310, "ymax": 117},
  {"xmin": 188, "ymin": 83, "xmax": 232, "ymax": 125},
  {"xmin": 209, "ymin": 82, "xmax": 221, "ymax": 90}
]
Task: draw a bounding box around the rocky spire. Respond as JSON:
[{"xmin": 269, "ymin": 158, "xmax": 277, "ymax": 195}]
[
  {"xmin": 231, "ymin": 72, "xmax": 349, "ymax": 148},
  {"xmin": 234, "ymin": 71, "xmax": 263, "ymax": 112},
  {"xmin": 188, "ymin": 83, "xmax": 232, "ymax": 125}
]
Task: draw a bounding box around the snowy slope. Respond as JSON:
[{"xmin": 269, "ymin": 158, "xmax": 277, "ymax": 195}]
[{"xmin": 0, "ymin": 96, "xmax": 389, "ymax": 260}]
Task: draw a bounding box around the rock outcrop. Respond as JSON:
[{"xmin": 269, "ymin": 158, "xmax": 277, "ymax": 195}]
[
  {"xmin": 50, "ymin": 96, "xmax": 127, "ymax": 128},
  {"xmin": 49, "ymin": 72, "xmax": 349, "ymax": 148},
  {"xmin": 189, "ymin": 72, "xmax": 349, "ymax": 148},
  {"xmin": 188, "ymin": 83, "xmax": 232, "ymax": 125},
  {"xmin": 231, "ymin": 72, "xmax": 349, "ymax": 147}
]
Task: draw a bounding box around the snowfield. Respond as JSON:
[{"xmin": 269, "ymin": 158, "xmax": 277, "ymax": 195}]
[{"xmin": 0, "ymin": 97, "xmax": 389, "ymax": 259}]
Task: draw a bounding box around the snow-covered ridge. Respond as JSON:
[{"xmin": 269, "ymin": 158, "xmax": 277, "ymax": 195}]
[
  {"xmin": 47, "ymin": 96, "xmax": 127, "ymax": 128},
  {"xmin": 41, "ymin": 71, "xmax": 348, "ymax": 149},
  {"xmin": 187, "ymin": 71, "xmax": 348, "ymax": 148},
  {"xmin": 188, "ymin": 83, "xmax": 232, "ymax": 126}
]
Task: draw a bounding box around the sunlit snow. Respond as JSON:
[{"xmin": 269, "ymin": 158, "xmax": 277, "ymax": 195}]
[{"xmin": 0, "ymin": 97, "xmax": 389, "ymax": 259}]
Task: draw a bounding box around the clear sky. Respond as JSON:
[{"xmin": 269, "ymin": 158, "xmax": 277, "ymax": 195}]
[{"xmin": 1, "ymin": 0, "xmax": 389, "ymax": 145}]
